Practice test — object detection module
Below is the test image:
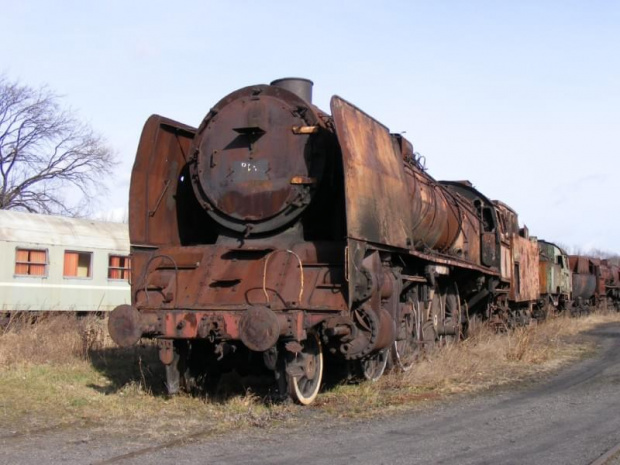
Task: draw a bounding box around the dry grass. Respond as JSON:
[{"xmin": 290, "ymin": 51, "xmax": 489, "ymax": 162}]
[
  {"xmin": 0, "ymin": 313, "xmax": 294, "ymax": 439},
  {"xmin": 314, "ymin": 312, "xmax": 619, "ymax": 414},
  {"xmin": 0, "ymin": 311, "xmax": 619, "ymax": 438},
  {"xmin": 0, "ymin": 313, "xmax": 107, "ymax": 366}
]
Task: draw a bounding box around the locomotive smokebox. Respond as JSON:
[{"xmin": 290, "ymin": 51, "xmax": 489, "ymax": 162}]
[
  {"xmin": 189, "ymin": 79, "xmax": 328, "ymax": 236},
  {"xmin": 270, "ymin": 77, "xmax": 313, "ymax": 103}
]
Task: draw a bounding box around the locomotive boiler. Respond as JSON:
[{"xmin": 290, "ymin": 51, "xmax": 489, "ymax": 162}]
[
  {"xmin": 109, "ymin": 78, "xmax": 539, "ymax": 404},
  {"xmin": 569, "ymin": 256, "xmax": 620, "ymax": 313},
  {"xmin": 569, "ymin": 255, "xmax": 600, "ymax": 314},
  {"xmin": 600, "ymin": 260, "xmax": 620, "ymax": 310}
]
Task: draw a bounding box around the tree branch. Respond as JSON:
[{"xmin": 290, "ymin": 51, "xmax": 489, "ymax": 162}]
[{"xmin": 0, "ymin": 75, "xmax": 117, "ymax": 215}]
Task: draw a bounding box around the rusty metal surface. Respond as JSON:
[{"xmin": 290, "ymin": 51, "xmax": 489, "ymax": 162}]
[
  {"xmin": 189, "ymin": 85, "xmax": 325, "ymax": 235},
  {"xmin": 510, "ymin": 234, "xmax": 540, "ymax": 302},
  {"xmin": 569, "ymin": 255, "xmax": 604, "ymax": 302},
  {"xmin": 491, "ymin": 202, "xmax": 539, "ymax": 302},
  {"xmin": 408, "ymin": 171, "xmax": 480, "ymax": 258},
  {"xmin": 599, "ymin": 261, "xmax": 619, "ymax": 290},
  {"xmin": 131, "ymin": 242, "xmax": 347, "ymax": 313},
  {"xmin": 493, "ymin": 200, "xmax": 520, "ymax": 280},
  {"xmin": 107, "ymin": 304, "xmax": 143, "ymax": 347},
  {"xmin": 601, "ymin": 261, "xmax": 620, "ymax": 305},
  {"xmin": 129, "ymin": 116, "xmax": 196, "ymax": 247},
  {"xmin": 440, "ymin": 181, "xmax": 504, "ymax": 267},
  {"xmin": 569, "ymin": 256, "xmax": 591, "ymax": 275},
  {"xmin": 331, "ymin": 96, "xmax": 483, "ymax": 267},
  {"xmin": 330, "ymin": 96, "xmax": 412, "ymax": 249},
  {"xmin": 239, "ymin": 305, "xmax": 281, "ymax": 352},
  {"xmin": 406, "ymin": 247, "xmax": 501, "ymax": 275},
  {"xmin": 589, "ymin": 258, "xmax": 607, "ymax": 297},
  {"xmin": 572, "ymin": 274, "xmax": 597, "ymax": 301},
  {"xmin": 602, "ymin": 261, "xmax": 620, "ymax": 289},
  {"xmin": 120, "ymin": 308, "xmax": 317, "ymax": 343},
  {"xmin": 118, "ymin": 84, "xmax": 350, "ymax": 361}
]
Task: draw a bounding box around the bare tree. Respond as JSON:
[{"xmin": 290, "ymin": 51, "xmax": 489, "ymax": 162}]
[
  {"xmin": 558, "ymin": 242, "xmax": 620, "ymax": 261},
  {"xmin": 0, "ymin": 76, "xmax": 116, "ymax": 216},
  {"xmin": 587, "ymin": 248, "xmax": 620, "ymax": 261}
]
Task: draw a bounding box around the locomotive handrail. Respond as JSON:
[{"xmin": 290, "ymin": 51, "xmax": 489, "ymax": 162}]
[
  {"xmin": 141, "ymin": 254, "xmax": 179, "ymax": 308},
  {"xmin": 262, "ymin": 249, "xmax": 304, "ymax": 305}
]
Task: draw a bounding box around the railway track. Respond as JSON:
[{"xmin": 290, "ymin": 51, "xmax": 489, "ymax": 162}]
[
  {"xmin": 92, "ymin": 429, "xmax": 217, "ymax": 465},
  {"xmin": 590, "ymin": 441, "xmax": 620, "ymax": 465}
]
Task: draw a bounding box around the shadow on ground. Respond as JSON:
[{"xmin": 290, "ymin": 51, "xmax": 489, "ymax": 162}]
[
  {"xmin": 85, "ymin": 343, "xmax": 352, "ymax": 404},
  {"xmin": 85, "ymin": 344, "xmax": 292, "ymax": 404},
  {"xmin": 87, "ymin": 343, "xmax": 169, "ymax": 396}
]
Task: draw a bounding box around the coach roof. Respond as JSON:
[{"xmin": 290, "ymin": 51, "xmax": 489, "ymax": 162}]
[{"xmin": 0, "ymin": 210, "xmax": 128, "ymax": 251}]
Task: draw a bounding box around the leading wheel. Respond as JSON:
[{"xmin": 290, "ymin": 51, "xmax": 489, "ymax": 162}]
[
  {"xmin": 286, "ymin": 332, "xmax": 323, "ymax": 405},
  {"xmin": 360, "ymin": 349, "xmax": 389, "ymax": 381}
]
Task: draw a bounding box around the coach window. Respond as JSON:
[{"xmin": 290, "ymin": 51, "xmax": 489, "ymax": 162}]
[
  {"xmin": 15, "ymin": 248, "xmax": 48, "ymax": 276},
  {"xmin": 64, "ymin": 251, "xmax": 92, "ymax": 278},
  {"xmin": 108, "ymin": 255, "xmax": 131, "ymax": 280}
]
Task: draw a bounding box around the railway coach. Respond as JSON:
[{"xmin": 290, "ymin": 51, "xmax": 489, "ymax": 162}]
[{"xmin": 0, "ymin": 210, "xmax": 130, "ymax": 314}]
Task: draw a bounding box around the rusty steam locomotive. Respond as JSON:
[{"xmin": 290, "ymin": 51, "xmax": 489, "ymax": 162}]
[{"xmin": 109, "ymin": 78, "xmax": 548, "ymax": 404}]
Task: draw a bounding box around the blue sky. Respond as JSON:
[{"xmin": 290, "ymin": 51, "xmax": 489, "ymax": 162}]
[{"xmin": 2, "ymin": 0, "xmax": 619, "ymax": 253}]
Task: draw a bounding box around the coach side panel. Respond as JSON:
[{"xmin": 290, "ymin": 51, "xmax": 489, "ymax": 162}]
[{"xmin": 0, "ymin": 241, "xmax": 130, "ymax": 312}]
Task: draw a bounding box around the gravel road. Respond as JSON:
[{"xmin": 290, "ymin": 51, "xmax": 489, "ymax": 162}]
[{"xmin": 3, "ymin": 323, "xmax": 620, "ymax": 465}]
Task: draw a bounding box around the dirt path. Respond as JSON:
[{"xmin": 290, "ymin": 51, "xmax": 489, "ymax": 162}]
[{"xmin": 2, "ymin": 323, "xmax": 620, "ymax": 465}]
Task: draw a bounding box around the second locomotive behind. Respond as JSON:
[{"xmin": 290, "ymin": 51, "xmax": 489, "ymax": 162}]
[{"xmin": 109, "ymin": 78, "xmax": 540, "ymax": 404}]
